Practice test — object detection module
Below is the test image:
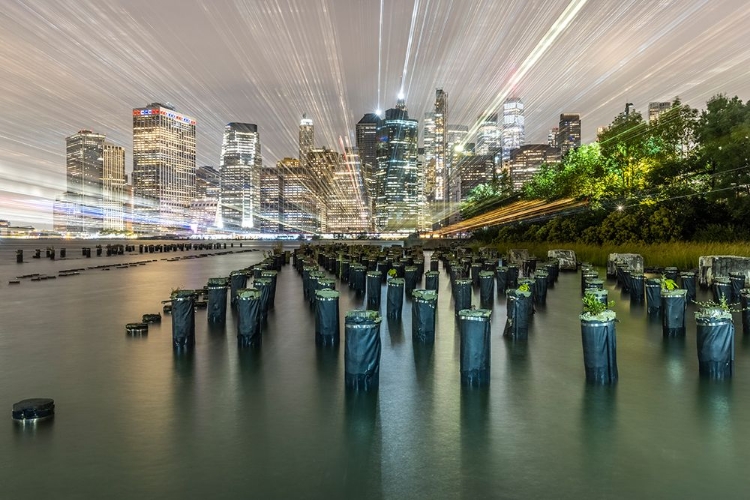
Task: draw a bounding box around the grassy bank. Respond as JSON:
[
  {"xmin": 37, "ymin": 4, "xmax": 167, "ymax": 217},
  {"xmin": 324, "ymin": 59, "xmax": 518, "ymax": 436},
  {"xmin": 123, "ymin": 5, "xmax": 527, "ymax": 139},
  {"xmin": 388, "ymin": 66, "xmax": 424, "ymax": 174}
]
[{"xmin": 480, "ymin": 241, "xmax": 750, "ymax": 270}]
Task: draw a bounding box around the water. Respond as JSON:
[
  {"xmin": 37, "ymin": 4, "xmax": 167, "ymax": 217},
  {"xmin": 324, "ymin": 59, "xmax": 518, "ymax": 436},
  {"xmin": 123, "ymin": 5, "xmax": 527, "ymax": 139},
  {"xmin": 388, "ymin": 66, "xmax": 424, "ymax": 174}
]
[{"xmin": 1, "ymin": 240, "xmax": 749, "ymax": 499}]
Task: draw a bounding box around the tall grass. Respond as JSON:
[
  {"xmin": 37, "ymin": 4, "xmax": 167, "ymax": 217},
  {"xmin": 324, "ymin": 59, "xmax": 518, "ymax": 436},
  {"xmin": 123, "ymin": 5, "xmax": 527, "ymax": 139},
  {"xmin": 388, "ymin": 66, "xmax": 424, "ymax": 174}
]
[{"xmin": 485, "ymin": 241, "xmax": 750, "ymax": 269}]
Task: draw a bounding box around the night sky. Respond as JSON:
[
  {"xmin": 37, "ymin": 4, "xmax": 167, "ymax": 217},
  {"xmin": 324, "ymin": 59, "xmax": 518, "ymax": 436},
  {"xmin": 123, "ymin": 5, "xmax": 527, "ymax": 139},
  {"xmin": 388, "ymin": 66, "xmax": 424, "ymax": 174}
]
[{"xmin": 1, "ymin": 0, "xmax": 749, "ymax": 227}]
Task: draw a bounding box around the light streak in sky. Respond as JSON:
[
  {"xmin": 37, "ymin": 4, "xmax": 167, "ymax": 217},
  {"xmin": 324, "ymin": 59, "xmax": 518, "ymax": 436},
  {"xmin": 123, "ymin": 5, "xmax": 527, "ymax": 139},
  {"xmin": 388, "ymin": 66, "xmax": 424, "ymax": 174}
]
[
  {"xmin": 377, "ymin": 0, "xmax": 384, "ymax": 113},
  {"xmin": 462, "ymin": 0, "xmax": 589, "ymax": 147},
  {"xmin": 0, "ymin": 0, "xmax": 749, "ymax": 228},
  {"xmin": 400, "ymin": 0, "xmax": 421, "ymax": 98}
]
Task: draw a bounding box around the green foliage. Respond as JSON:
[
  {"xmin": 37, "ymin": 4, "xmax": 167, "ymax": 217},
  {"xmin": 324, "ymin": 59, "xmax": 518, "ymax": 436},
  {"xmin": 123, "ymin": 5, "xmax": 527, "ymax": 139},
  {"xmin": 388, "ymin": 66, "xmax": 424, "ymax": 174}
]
[
  {"xmin": 661, "ymin": 276, "xmax": 678, "ymax": 291},
  {"xmin": 582, "ymin": 292, "xmax": 614, "ymax": 316},
  {"xmin": 518, "ymin": 283, "xmax": 530, "ymax": 293}
]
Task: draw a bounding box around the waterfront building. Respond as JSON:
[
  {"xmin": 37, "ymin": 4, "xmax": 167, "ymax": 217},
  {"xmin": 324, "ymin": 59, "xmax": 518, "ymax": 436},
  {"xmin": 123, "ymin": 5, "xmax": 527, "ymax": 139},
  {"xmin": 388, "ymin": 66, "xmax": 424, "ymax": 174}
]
[
  {"xmin": 326, "ymin": 148, "xmax": 371, "ymax": 234},
  {"xmin": 557, "ymin": 113, "xmax": 581, "ymax": 156},
  {"xmin": 375, "ymin": 99, "xmax": 420, "ymax": 233},
  {"xmin": 102, "ymin": 142, "xmax": 125, "ymax": 231},
  {"xmin": 502, "ymin": 97, "xmax": 525, "ymax": 161},
  {"xmin": 132, "ymin": 103, "xmax": 196, "ymax": 233},
  {"xmin": 506, "ymin": 145, "xmax": 561, "ymax": 191},
  {"xmin": 259, "ymin": 165, "xmax": 282, "ymax": 233},
  {"xmin": 189, "ymin": 166, "xmax": 220, "ymax": 233},
  {"xmin": 219, "ymin": 122, "xmax": 261, "ymax": 231},
  {"xmin": 59, "ymin": 130, "xmax": 126, "ymax": 234},
  {"xmin": 278, "ymin": 157, "xmax": 317, "ymax": 234}
]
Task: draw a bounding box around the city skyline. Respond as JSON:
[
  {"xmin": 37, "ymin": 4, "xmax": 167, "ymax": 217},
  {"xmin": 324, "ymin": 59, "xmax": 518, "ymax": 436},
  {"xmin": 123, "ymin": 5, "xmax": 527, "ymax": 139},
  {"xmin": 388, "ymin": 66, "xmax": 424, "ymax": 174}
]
[{"xmin": 1, "ymin": 0, "xmax": 750, "ymax": 227}]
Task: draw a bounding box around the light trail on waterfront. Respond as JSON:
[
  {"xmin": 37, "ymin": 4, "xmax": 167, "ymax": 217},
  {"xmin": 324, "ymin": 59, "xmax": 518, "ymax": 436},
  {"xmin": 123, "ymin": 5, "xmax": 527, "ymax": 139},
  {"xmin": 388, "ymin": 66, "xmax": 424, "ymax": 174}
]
[{"xmin": 1, "ymin": 0, "xmax": 749, "ymax": 228}]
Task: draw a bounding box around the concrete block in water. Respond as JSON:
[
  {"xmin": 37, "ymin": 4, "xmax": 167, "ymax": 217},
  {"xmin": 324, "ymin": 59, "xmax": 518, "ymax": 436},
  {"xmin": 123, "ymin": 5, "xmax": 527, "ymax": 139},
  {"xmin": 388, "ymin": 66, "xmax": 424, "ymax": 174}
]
[
  {"xmin": 607, "ymin": 253, "xmax": 644, "ymax": 277},
  {"xmin": 547, "ymin": 249, "xmax": 577, "ymax": 271},
  {"xmin": 698, "ymin": 255, "xmax": 750, "ymax": 289},
  {"xmin": 507, "ymin": 248, "xmax": 530, "ymax": 267}
]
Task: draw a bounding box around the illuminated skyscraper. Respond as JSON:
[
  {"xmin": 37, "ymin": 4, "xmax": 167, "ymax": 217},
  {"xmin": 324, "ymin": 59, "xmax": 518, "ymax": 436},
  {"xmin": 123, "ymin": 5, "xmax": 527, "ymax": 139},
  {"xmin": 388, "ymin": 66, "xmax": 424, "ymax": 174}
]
[
  {"xmin": 63, "ymin": 130, "xmax": 105, "ymax": 233},
  {"xmin": 327, "ymin": 148, "xmax": 371, "ymax": 234},
  {"xmin": 356, "ymin": 113, "xmax": 379, "ymax": 223},
  {"xmin": 507, "ymin": 145, "xmax": 561, "ymax": 191},
  {"xmin": 190, "ymin": 166, "xmax": 220, "ymax": 233},
  {"xmin": 219, "ymin": 122, "xmax": 261, "ymax": 230},
  {"xmin": 476, "ymin": 112, "xmax": 501, "ymax": 155},
  {"xmin": 434, "ymin": 88, "xmax": 448, "ymax": 207},
  {"xmin": 299, "ymin": 114, "xmax": 314, "ymax": 164},
  {"xmin": 278, "ymin": 157, "xmax": 317, "ymax": 234},
  {"xmin": 375, "ymin": 100, "xmax": 419, "ymax": 232},
  {"xmin": 102, "ymin": 142, "xmax": 125, "ymax": 231},
  {"xmin": 132, "ymin": 103, "xmax": 196, "ymax": 233},
  {"xmin": 557, "ymin": 113, "xmax": 581, "ymax": 156},
  {"xmin": 502, "ymin": 97, "xmax": 525, "ymax": 161},
  {"xmin": 58, "ymin": 130, "xmax": 125, "ymax": 233},
  {"xmin": 548, "ymin": 127, "xmax": 559, "ymax": 148}
]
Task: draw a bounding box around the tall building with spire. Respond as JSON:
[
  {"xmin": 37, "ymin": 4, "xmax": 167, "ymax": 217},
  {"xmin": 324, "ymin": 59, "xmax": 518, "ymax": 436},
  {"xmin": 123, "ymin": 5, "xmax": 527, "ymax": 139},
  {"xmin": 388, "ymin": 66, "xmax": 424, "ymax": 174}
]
[
  {"xmin": 219, "ymin": 122, "xmax": 261, "ymax": 230},
  {"xmin": 375, "ymin": 99, "xmax": 419, "ymax": 232},
  {"xmin": 502, "ymin": 97, "xmax": 525, "ymax": 161},
  {"xmin": 299, "ymin": 114, "xmax": 314, "ymax": 164},
  {"xmin": 132, "ymin": 103, "xmax": 196, "ymax": 233}
]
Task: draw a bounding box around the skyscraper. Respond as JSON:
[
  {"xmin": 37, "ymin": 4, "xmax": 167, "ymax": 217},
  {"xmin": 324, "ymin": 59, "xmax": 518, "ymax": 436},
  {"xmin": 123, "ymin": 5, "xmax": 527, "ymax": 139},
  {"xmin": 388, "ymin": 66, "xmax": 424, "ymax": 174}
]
[
  {"xmin": 548, "ymin": 127, "xmax": 559, "ymax": 148},
  {"xmin": 299, "ymin": 114, "xmax": 314, "ymax": 163},
  {"xmin": 64, "ymin": 129, "xmax": 105, "ymax": 233},
  {"xmin": 190, "ymin": 166, "xmax": 220, "ymax": 233},
  {"xmin": 327, "ymin": 148, "xmax": 371, "ymax": 234},
  {"xmin": 219, "ymin": 122, "xmax": 261, "ymax": 230},
  {"xmin": 648, "ymin": 102, "xmax": 672, "ymax": 122},
  {"xmin": 278, "ymin": 157, "xmax": 317, "ymax": 234},
  {"xmin": 132, "ymin": 103, "xmax": 196, "ymax": 233},
  {"xmin": 557, "ymin": 113, "xmax": 581, "ymax": 156},
  {"xmin": 356, "ymin": 113, "xmax": 379, "ymax": 224},
  {"xmin": 58, "ymin": 130, "xmax": 125, "ymax": 234},
  {"xmin": 102, "ymin": 142, "xmax": 125, "ymax": 231},
  {"xmin": 476, "ymin": 112, "xmax": 501, "ymax": 155},
  {"xmin": 375, "ymin": 101, "xmax": 419, "ymax": 232},
  {"xmin": 502, "ymin": 97, "xmax": 525, "ymax": 161},
  {"xmin": 434, "ymin": 88, "xmax": 448, "ymax": 207}
]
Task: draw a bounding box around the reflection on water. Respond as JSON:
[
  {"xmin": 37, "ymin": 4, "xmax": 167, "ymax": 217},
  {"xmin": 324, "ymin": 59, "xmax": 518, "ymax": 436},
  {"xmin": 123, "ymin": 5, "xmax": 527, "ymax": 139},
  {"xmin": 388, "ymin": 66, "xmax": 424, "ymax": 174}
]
[
  {"xmin": 1, "ymin": 244, "xmax": 750, "ymax": 497},
  {"xmin": 344, "ymin": 391, "xmax": 382, "ymax": 500}
]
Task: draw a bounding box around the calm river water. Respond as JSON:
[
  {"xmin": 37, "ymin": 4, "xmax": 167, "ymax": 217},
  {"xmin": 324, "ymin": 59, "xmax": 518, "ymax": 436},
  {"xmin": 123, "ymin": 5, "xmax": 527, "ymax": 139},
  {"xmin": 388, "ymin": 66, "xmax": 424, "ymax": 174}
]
[{"xmin": 0, "ymin": 239, "xmax": 749, "ymax": 499}]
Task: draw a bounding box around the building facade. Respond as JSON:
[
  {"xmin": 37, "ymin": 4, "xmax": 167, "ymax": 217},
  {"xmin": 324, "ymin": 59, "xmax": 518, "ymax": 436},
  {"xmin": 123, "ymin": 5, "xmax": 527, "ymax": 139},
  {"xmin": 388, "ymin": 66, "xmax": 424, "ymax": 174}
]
[
  {"xmin": 327, "ymin": 148, "xmax": 371, "ymax": 234},
  {"xmin": 557, "ymin": 113, "xmax": 581, "ymax": 156},
  {"xmin": 102, "ymin": 142, "xmax": 125, "ymax": 231},
  {"xmin": 278, "ymin": 157, "xmax": 317, "ymax": 234},
  {"xmin": 648, "ymin": 101, "xmax": 672, "ymax": 122},
  {"xmin": 375, "ymin": 101, "xmax": 420, "ymax": 233},
  {"xmin": 475, "ymin": 113, "xmax": 501, "ymax": 155},
  {"xmin": 502, "ymin": 97, "xmax": 525, "ymax": 161},
  {"xmin": 132, "ymin": 103, "xmax": 196, "ymax": 233},
  {"xmin": 356, "ymin": 113, "xmax": 379, "ymax": 224},
  {"xmin": 299, "ymin": 114, "xmax": 314, "ymax": 164},
  {"xmin": 190, "ymin": 166, "xmax": 220, "ymax": 233},
  {"xmin": 506, "ymin": 145, "xmax": 561, "ymax": 191},
  {"xmin": 219, "ymin": 122, "xmax": 261, "ymax": 231},
  {"xmin": 58, "ymin": 130, "xmax": 126, "ymax": 234}
]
